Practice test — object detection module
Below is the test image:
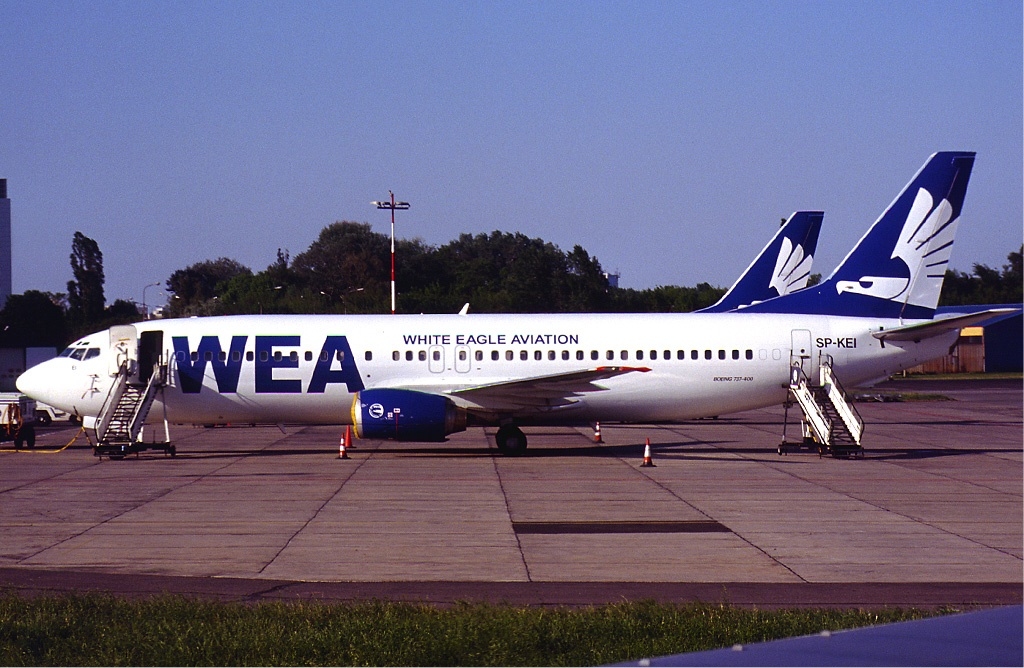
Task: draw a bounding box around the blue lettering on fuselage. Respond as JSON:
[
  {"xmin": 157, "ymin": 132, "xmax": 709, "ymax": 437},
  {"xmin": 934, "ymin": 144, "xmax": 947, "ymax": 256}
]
[
  {"xmin": 173, "ymin": 336, "xmax": 246, "ymax": 394},
  {"xmin": 172, "ymin": 335, "xmax": 364, "ymax": 394}
]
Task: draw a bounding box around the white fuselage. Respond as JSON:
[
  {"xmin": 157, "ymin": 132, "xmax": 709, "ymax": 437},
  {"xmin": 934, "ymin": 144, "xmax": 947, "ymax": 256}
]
[{"xmin": 18, "ymin": 312, "xmax": 955, "ymax": 428}]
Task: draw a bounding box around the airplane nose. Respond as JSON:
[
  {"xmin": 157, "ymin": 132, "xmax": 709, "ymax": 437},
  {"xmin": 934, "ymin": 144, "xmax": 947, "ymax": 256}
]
[{"xmin": 16, "ymin": 362, "xmax": 52, "ymax": 403}]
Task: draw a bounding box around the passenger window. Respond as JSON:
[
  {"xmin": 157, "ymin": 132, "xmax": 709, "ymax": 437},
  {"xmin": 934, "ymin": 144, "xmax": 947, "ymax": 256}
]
[
  {"xmin": 666, "ymin": 350, "xmax": 672, "ymax": 360},
  {"xmin": 547, "ymin": 350, "xmax": 555, "ymax": 360},
  {"xmin": 433, "ymin": 350, "xmax": 441, "ymax": 361},
  {"xmin": 320, "ymin": 351, "xmax": 329, "ymax": 362},
  {"xmin": 718, "ymin": 350, "xmax": 726, "ymax": 360},
  {"xmin": 260, "ymin": 351, "xmax": 268, "ymax": 362},
  {"xmin": 273, "ymin": 351, "xmax": 282, "ymax": 361},
  {"xmin": 458, "ymin": 350, "xmax": 467, "ymax": 361},
  {"xmin": 492, "ymin": 350, "xmax": 499, "ymax": 361},
  {"xmin": 247, "ymin": 351, "xmax": 254, "ymax": 362},
  {"xmin": 562, "ymin": 350, "xmax": 569, "ymax": 361},
  {"xmin": 620, "ymin": 350, "xmax": 628, "ymax": 360},
  {"xmin": 520, "ymin": 350, "xmax": 528, "ymax": 361},
  {"xmin": 534, "ymin": 350, "xmax": 542, "ymax": 361},
  {"xmin": 591, "ymin": 350, "xmax": 598, "ymax": 360},
  {"xmin": 365, "ymin": 351, "xmax": 372, "ymax": 361},
  {"xmin": 336, "ymin": 351, "xmax": 345, "ymax": 362},
  {"xmin": 419, "ymin": 351, "xmax": 427, "ymax": 361},
  {"xmin": 304, "ymin": 351, "xmax": 312, "ymax": 362},
  {"xmin": 175, "ymin": 351, "xmax": 186, "ymax": 362},
  {"xmin": 691, "ymin": 350, "xmax": 698, "ymax": 360},
  {"xmin": 576, "ymin": 350, "xmax": 584, "ymax": 361},
  {"xmin": 406, "ymin": 351, "xmax": 413, "ymax": 361},
  {"xmin": 636, "ymin": 350, "xmax": 644, "ymax": 360},
  {"xmin": 289, "ymin": 351, "xmax": 298, "ymax": 362},
  {"xmin": 475, "ymin": 350, "xmax": 483, "ymax": 361},
  {"xmin": 506, "ymin": 350, "xmax": 513, "ymax": 361},
  {"xmin": 606, "ymin": 350, "xmax": 614, "ymax": 360},
  {"xmin": 235, "ymin": 351, "xmax": 243, "ymax": 362},
  {"xmin": 392, "ymin": 351, "xmax": 400, "ymax": 361},
  {"xmin": 704, "ymin": 350, "xmax": 711, "ymax": 360},
  {"xmin": 650, "ymin": 350, "xmax": 657, "ymax": 360},
  {"xmin": 746, "ymin": 349, "xmax": 753, "ymax": 360},
  {"xmin": 732, "ymin": 350, "xmax": 739, "ymax": 360},
  {"xmin": 219, "ymin": 351, "xmax": 227, "ymax": 361}
]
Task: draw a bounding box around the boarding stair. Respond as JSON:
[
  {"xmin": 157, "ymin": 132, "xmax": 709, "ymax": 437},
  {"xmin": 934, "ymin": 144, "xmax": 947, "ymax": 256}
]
[
  {"xmin": 780, "ymin": 357, "xmax": 864, "ymax": 458},
  {"xmin": 93, "ymin": 361, "xmax": 174, "ymax": 459}
]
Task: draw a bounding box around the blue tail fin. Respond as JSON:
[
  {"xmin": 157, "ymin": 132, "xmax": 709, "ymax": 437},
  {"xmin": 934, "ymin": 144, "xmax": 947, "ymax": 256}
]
[
  {"xmin": 700, "ymin": 211, "xmax": 824, "ymax": 312},
  {"xmin": 744, "ymin": 151, "xmax": 975, "ymax": 319}
]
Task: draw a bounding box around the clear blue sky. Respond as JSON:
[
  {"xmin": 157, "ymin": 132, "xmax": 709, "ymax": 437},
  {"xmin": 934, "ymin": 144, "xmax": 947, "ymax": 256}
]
[{"xmin": 2, "ymin": 0, "xmax": 1021, "ymax": 307}]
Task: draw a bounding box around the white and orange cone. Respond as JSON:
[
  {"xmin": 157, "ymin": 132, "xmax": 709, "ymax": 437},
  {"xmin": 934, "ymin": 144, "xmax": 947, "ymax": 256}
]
[
  {"xmin": 338, "ymin": 428, "xmax": 350, "ymax": 459},
  {"xmin": 593, "ymin": 422, "xmax": 603, "ymax": 443},
  {"xmin": 641, "ymin": 438, "xmax": 655, "ymax": 467}
]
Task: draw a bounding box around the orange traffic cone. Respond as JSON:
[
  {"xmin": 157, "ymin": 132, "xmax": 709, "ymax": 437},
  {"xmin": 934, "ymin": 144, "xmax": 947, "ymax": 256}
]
[
  {"xmin": 641, "ymin": 438, "xmax": 655, "ymax": 467},
  {"xmin": 593, "ymin": 422, "xmax": 603, "ymax": 443},
  {"xmin": 344, "ymin": 424, "xmax": 355, "ymax": 449},
  {"xmin": 338, "ymin": 429, "xmax": 350, "ymax": 459}
]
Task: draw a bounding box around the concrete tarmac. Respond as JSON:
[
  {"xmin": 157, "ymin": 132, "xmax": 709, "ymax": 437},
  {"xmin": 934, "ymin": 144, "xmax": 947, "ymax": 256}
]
[{"xmin": 1, "ymin": 379, "xmax": 1020, "ymax": 607}]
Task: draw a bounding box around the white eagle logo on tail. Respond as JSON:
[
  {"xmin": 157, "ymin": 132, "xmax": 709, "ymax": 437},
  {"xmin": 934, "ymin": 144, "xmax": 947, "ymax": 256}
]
[
  {"xmin": 768, "ymin": 237, "xmax": 813, "ymax": 297},
  {"xmin": 835, "ymin": 188, "xmax": 959, "ymax": 309}
]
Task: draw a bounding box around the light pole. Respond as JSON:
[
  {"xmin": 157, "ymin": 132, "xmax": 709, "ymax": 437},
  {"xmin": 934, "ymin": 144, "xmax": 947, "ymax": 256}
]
[
  {"xmin": 372, "ymin": 192, "xmax": 409, "ymax": 314},
  {"xmin": 142, "ymin": 282, "xmax": 161, "ymax": 319}
]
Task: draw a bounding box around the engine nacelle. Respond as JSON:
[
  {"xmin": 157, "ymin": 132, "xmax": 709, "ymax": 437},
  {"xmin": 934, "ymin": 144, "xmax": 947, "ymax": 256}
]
[{"xmin": 352, "ymin": 389, "xmax": 467, "ymax": 442}]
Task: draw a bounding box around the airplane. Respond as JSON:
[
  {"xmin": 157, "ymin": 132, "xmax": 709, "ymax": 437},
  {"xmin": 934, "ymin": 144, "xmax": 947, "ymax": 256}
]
[
  {"xmin": 699, "ymin": 210, "xmax": 823, "ymax": 312},
  {"xmin": 17, "ymin": 151, "xmax": 1009, "ymax": 456}
]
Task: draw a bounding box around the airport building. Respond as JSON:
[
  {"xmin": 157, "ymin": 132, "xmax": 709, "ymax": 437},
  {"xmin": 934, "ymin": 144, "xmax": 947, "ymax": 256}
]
[{"xmin": 0, "ymin": 179, "xmax": 11, "ymax": 311}]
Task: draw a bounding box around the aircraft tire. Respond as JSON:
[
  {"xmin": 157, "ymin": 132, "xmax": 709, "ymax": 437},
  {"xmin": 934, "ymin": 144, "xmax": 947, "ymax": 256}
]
[{"xmin": 496, "ymin": 425, "xmax": 527, "ymax": 456}]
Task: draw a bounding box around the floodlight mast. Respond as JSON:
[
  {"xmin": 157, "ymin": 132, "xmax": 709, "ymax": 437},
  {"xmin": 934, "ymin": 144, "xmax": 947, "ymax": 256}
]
[{"xmin": 372, "ymin": 191, "xmax": 410, "ymax": 314}]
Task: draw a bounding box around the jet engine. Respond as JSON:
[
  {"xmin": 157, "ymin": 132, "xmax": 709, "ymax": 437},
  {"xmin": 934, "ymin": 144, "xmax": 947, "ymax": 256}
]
[{"xmin": 352, "ymin": 389, "xmax": 467, "ymax": 442}]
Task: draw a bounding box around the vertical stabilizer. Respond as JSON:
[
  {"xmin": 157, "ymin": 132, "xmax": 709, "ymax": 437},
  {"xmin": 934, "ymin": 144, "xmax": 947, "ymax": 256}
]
[
  {"xmin": 701, "ymin": 211, "xmax": 824, "ymax": 312},
  {"xmin": 745, "ymin": 152, "xmax": 975, "ymax": 319}
]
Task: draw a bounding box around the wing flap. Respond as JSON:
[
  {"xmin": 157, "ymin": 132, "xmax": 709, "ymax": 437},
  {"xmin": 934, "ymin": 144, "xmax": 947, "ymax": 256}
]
[{"xmin": 449, "ymin": 366, "xmax": 650, "ymax": 411}]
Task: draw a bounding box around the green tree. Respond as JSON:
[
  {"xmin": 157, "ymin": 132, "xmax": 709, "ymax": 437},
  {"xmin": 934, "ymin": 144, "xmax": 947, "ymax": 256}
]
[
  {"xmin": 166, "ymin": 258, "xmax": 252, "ymax": 316},
  {"xmin": 939, "ymin": 246, "xmax": 1023, "ymax": 305},
  {"xmin": 66, "ymin": 232, "xmax": 105, "ymax": 326},
  {"xmin": 0, "ymin": 290, "xmax": 68, "ymax": 348},
  {"xmin": 291, "ymin": 222, "xmax": 390, "ymax": 313}
]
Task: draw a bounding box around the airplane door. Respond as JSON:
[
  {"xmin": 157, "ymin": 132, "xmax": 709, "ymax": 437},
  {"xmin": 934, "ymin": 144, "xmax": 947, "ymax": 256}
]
[
  {"xmin": 138, "ymin": 330, "xmax": 163, "ymax": 385},
  {"xmin": 455, "ymin": 345, "xmax": 471, "ymax": 373},
  {"xmin": 790, "ymin": 329, "xmax": 816, "ymax": 382},
  {"xmin": 428, "ymin": 345, "xmax": 445, "ymax": 373},
  {"xmin": 108, "ymin": 325, "xmax": 138, "ymax": 378}
]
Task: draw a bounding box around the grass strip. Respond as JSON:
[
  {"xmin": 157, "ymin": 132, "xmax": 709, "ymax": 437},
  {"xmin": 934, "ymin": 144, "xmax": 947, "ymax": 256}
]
[{"xmin": 0, "ymin": 593, "xmax": 944, "ymax": 666}]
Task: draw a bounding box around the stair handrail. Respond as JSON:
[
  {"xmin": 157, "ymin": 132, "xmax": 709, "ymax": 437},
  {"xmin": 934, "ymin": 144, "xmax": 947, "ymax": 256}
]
[
  {"xmin": 818, "ymin": 361, "xmax": 864, "ymax": 445},
  {"xmin": 127, "ymin": 364, "xmax": 166, "ymax": 442},
  {"xmin": 94, "ymin": 362, "xmax": 130, "ymax": 443},
  {"xmin": 789, "ymin": 365, "xmax": 832, "ymax": 444}
]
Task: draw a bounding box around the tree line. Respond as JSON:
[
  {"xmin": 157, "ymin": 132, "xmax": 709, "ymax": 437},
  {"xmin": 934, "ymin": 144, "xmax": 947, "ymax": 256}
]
[{"xmin": 0, "ymin": 222, "xmax": 1020, "ymax": 350}]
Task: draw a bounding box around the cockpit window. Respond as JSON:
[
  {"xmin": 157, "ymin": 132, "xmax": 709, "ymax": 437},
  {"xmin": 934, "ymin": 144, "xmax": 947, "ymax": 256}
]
[
  {"xmin": 83, "ymin": 348, "xmax": 101, "ymax": 360},
  {"xmin": 69, "ymin": 348, "xmax": 86, "ymax": 360},
  {"xmin": 58, "ymin": 348, "xmax": 75, "ymax": 357}
]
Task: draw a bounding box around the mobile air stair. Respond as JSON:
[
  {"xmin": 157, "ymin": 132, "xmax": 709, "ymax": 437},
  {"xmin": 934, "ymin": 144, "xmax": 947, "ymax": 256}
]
[
  {"xmin": 780, "ymin": 357, "xmax": 864, "ymax": 458},
  {"xmin": 93, "ymin": 361, "xmax": 174, "ymax": 459}
]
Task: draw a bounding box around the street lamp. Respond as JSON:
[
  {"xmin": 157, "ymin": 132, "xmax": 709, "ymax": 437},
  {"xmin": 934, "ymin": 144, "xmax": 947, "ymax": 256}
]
[
  {"xmin": 142, "ymin": 282, "xmax": 161, "ymax": 320},
  {"xmin": 372, "ymin": 192, "xmax": 410, "ymax": 314}
]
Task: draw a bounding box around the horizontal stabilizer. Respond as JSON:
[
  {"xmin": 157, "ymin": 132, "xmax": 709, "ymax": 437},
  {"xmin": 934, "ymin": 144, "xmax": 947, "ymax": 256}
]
[{"xmin": 872, "ymin": 308, "xmax": 1017, "ymax": 343}]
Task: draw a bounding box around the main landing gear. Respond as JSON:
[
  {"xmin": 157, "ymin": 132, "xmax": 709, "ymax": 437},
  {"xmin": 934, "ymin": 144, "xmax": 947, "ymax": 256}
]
[{"xmin": 495, "ymin": 424, "xmax": 527, "ymax": 455}]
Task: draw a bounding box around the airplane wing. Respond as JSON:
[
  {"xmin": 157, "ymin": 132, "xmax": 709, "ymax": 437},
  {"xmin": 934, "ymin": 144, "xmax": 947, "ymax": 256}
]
[
  {"xmin": 872, "ymin": 308, "xmax": 1018, "ymax": 343},
  {"xmin": 447, "ymin": 366, "xmax": 650, "ymax": 413}
]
